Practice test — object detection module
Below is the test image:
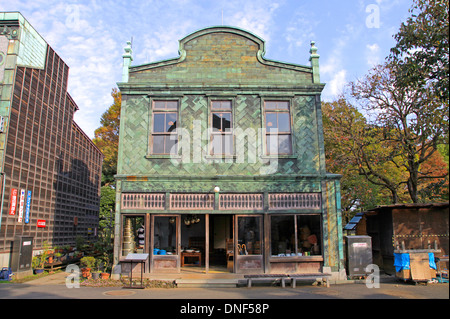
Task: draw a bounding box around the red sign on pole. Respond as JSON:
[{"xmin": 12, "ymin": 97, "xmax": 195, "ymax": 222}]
[
  {"xmin": 9, "ymin": 189, "xmax": 18, "ymax": 215},
  {"xmin": 37, "ymin": 220, "xmax": 46, "ymax": 228}
]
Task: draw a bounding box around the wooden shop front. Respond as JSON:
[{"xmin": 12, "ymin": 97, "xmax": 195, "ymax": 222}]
[{"xmin": 117, "ymin": 191, "xmax": 328, "ymax": 275}]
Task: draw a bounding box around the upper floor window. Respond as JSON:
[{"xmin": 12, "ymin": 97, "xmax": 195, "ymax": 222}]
[
  {"xmin": 264, "ymin": 101, "xmax": 292, "ymax": 155},
  {"xmin": 151, "ymin": 100, "xmax": 178, "ymax": 155},
  {"xmin": 210, "ymin": 100, "xmax": 233, "ymax": 155}
]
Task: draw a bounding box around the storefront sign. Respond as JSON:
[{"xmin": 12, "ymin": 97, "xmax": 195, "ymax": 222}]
[
  {"xmin": 24, "ymin": 190, "xmax": 32, "ymax": 224},
  {"xmin": 37, "ymin": 220, "xmax": 46, "ymax": 228},
  {"xmin": 17, "ymin": 189, "xmax": 25, "ymax": 223},
  {"xmin": 9, "ymin": 188, "xmax": 18, "ymax": 215}
]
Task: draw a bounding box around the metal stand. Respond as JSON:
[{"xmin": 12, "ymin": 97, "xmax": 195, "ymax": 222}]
[
  {"xmin": 435, "ymin": 257, "xmax": 449, "ymax": 283},
  {"xmin": 123, "ymin": 253, "xmax": 149, "ymax": 289}
]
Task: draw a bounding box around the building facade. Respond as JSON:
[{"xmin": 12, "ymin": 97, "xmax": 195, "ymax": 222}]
[
  {"xmin": 115, "ymin": 27, "xmax": 344, "ymax": 278},
  {"xmin": 0, "ymin": 12, "xmax": 103, "ymax": 267}
]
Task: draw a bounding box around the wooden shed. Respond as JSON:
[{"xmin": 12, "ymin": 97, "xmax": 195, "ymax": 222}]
[{"xmin": 345, "ymin": 203, "xmax": 449, "ymax": 275}]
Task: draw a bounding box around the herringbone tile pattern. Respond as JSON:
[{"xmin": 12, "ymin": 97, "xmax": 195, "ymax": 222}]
[{"xmin": 119, "ymin": 95, "xmax": 322, "ymax": 177}]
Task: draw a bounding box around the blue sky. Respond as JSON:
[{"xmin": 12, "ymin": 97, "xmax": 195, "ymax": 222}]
[{"xmin": 1, "ymin": 0, "xmax": 413, "ymax": 139}]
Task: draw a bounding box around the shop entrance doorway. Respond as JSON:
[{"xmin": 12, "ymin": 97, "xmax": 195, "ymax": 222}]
[
  {"xmin": 179, "ymin": 214, "xmax": 234, "ymax": 273},
  {"xmin": 209, "ymin": 214, "xmax": 234, "ymax": 272}
]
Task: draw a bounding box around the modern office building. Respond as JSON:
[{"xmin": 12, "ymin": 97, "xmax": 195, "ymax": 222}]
[
  {"xmin": 115, "ymin": 26, "xmax": 345, "ymax": 279},
  {"xmin": 0, "ymin": 12, "xmax": 103, "ymax": 268}
]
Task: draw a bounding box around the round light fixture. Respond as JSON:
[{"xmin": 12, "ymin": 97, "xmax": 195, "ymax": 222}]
[{"xmin": 214, "ymin": 186, "xmax": 220, "ymax": 193}]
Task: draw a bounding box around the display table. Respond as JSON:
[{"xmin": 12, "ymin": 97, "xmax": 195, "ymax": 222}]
[
  {"xmin": 123, "ymin": 253, "xmax": 149, "ymax": 289},
  {"xmin": 181, "ymin": 252, "xmax": 201, "ymax": 267}
]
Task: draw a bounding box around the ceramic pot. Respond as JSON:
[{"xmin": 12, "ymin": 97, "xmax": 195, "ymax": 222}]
[
  {"xmin": 91, "ymin": 272, "xmax": 100, "ymax": 280},
  {"xmin": 101, "ymin": 273, "xmax": 110, "ymax": 279}
]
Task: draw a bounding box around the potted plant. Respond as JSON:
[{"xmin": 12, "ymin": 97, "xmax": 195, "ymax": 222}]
[
  {"xmin": 32, "ymin": 256, "xmax": 44, "ymax": 274},
  {"xmin": 100, "ymin": 252, "xmax": 112, "ymax": 279},
  {"xmin": 91, "ymin": 258, "xmax": 102, "ymax": 280},
  {"xmin": 80, "ymin": 256, "xmax": 95, "ymax": 279},
  {"xmin": 91, "ymin": 270, "xmax": 101, "ymax": 280},
  {"xmin": 32, "ymin": 249, "xmax": 49, "ymax": 275}
]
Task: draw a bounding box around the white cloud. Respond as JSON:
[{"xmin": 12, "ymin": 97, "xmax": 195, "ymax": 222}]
[
  {"xmin": 227, "ymin": 1, "xmax": 281, "ymax": 42},
  {"xmin": 135, "ymin": 21, "xmax": 195, "ymax": 64},
  {"xmin": 284, "ymin": 9, "xmax": 318, "ymax": 60},
  {"xmin": 366, "ymin": 43, "xmax": 380, "ymax": 67},
  {"xmin": 326, "ymin": 69, "xmax": 347, "ymax": 98}
]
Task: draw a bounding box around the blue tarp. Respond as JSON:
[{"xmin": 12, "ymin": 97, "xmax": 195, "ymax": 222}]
[
  {"xmin": 394, "ymin": 253, "xmax": 437, "ymax": 272},
  {"xmin": 394, "ymin": 253, "xmax": 410, "ymax": 272},
  {"xmin": 428, "ymin": 253, "xmax": 437, "ymax": 270}
]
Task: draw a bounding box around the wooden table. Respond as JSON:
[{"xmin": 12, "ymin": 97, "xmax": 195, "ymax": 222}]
[{"xmin": 181, "ymin": 252, "xmax": 201, "ymax": 267}]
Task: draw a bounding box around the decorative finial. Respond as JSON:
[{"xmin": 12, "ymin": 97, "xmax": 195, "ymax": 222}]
[
  {"xmin": 310, "ymin": 41, "xmax": 319, "ymax": 57},
  {"xmin": 309, "ymin": 41, "xmax": 320, "ymax": 83},
  {"xmin": 122, "ymin": 40, "xmax": 134, "ymax": 82},
  {"xmin": 123, "ymin": 40, "xmax": 133, "ymax": 60}
]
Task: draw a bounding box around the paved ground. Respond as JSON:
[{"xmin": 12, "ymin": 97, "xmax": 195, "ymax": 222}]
[
  {"xmin": 1, "ymin": 272, "xmax": 447, "ymax": 318},
  {"xmin": 0, "ymin": 271, "xmax": 448, "ymax": 300}
]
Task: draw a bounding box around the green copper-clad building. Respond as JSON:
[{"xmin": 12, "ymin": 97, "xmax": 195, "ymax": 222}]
[{"xmin": 114, "ymin": 26, "xmax": 345, "ymax": 280}]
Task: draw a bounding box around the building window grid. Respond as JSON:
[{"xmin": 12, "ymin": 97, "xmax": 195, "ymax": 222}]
[
  {"xmin": 150, "ymin": 100, "xmax": 179, "ymax": 155},
  {"xmin": 264, "ymin": 100, "xmax": 293, "ymax": 155},
  {"xmin": 210, "ymin": 100, "xmax": 233, "ymax": 156},
  {"xmin": 0, "ymin": 52, "xmax": 103, "ymax": 250}
]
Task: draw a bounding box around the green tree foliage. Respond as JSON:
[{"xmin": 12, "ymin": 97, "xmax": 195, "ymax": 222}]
[
  {"xmin": 98, "ymin": 185, "xmax": 116, "ymax": 246},
  {"xmin": 390, "ymin": 0, "xmax": 449, "ymax": 102},
  {"xmin": 93, "ymin": 88, "xmax": 121, "ymax": 186}
]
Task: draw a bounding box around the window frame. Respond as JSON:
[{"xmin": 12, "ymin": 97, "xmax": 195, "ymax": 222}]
[
  {"xmin": 148, "ymin": 98, "xmax": 180, "ymax": 157},
  {"xmin": 209, "ymin": 99, "xmax": 235, "ymax": 156},
  {"xmin": 269, "ymin": 213, "xmax": 322, "ymax": 258},
  {"xmin": 263, "ymin": 99, "xmax": 294, "ymax": 156}
]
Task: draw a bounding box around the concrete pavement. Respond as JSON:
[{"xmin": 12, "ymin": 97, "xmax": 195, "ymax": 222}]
[
  {"xmin": 0, "ymin": 271, "xmax": 448, "ymax": 300},
  {"xmin": 0, "ymin": 272, "xmax": 447, "ymax": 319}
]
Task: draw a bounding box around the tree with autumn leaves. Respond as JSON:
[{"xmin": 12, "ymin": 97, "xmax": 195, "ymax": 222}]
[
  {"xmin": 322, "ymin": 0, "xmax": 449, "ymax": 218},
  {"xmin": 323, "ymin": 89, "xmax": 448, "ymax": 216},
  {"xmin": 93, "ymin": 88, "xmax": 121, "ymax": 186}
]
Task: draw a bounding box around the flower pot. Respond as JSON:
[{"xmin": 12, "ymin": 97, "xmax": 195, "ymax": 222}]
[
  {"xmin": 100, "ymin": 273, "xmax": 110, "ymax": 280},
  {"xmin": 81, "ymin": 267, "xmax": 91, "ymax": 278},
  {"xmin": 91, "ymin": 272, "xmax": 100, "ymax": 280}
]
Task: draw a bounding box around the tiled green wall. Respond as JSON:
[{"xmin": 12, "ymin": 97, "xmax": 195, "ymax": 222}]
[{"xmin": 118, "ymin": 94, "xmax": 324, "ymax": 177}]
